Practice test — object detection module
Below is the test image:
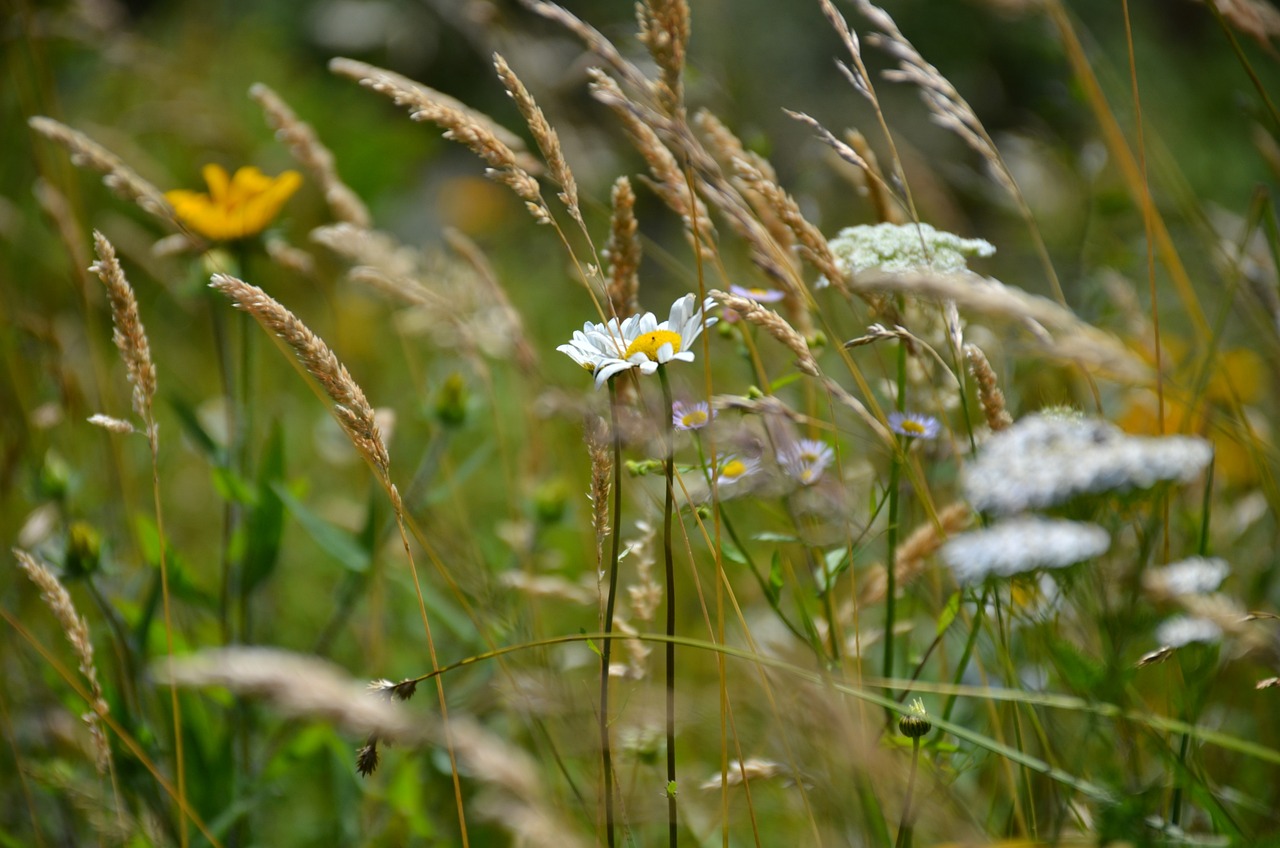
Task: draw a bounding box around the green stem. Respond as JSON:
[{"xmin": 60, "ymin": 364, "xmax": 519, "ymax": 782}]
[
  {"xmin": 884, "ymin": 331, "xmax": 908, "ymax": 704},
  {"xmin": 600, "ymin": 380, "xmax": 624, "ymax": 848},
  {"xmin": 894, "ymin": 739, "xmax": 921, "ymax": 848},
  {"xmin": 942, "ymin": 587, "xmax": 987, "ymax": 725},
  {"xmin": 658, "ymin": 366, "xmax": 678, "ymax": 848}
]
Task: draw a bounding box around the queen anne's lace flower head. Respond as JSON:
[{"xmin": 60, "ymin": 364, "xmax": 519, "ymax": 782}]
[
  {"xmin": 941, "ymin": 516, "xmax": 1110, "ymax": 583},
  {"xmin": 1143, "ymin": 556, "xmax": 1230, "ymax": 598},
  {"xmin": 818, "ymin": 222, "xmax": 995, "ymax": 288},
  {"xmin": 962, "ymin": 411, "xmax": 1213, "ymax": 516},
  {"xmin": 1155, "ymin": 615, "xmax": 1223, "ymax": 648},
  {"xmin": 556, "ymin": 294, "xmax": 717, "ymax": 389}
]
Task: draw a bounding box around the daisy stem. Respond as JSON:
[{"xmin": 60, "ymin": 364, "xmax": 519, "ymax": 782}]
[
  {"xmin": 600, "ymin": 379, "xmax": 623, "ymax": 848},
  {"xmin": 884, "ymin": 329, "xmax": 908, "ymax": 709},
  {"xmin": 658, "ymin": 365, "xmax": 678, "ymax": 848}
]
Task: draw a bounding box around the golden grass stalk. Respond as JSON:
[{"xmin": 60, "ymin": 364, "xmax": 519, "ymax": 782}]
[
  {"xmin": 13, "ymin": 548, "xmax": 112, "ymax": 775},
  {"xmin": 604, "ymin": 176, "xmax": 641, "ymax": 318},
  {"xmin": 964, "ymin": 343, "xmax": 1013, "ymax": 431},
  {"xmin": 249, "ymin": 82, "xmax": 371, "ymax": 228},
  {"xmin": 710, "ymin": 289, "xmax": 820, "ymax": 377},
  {"xmin": 28, "ymin": 117, "xmax": 174, "ymax": 225},
  {"xmin": 444, "ymin": 228, "xmax": 541, "ymax": 375},
  {"xmin": 89, "ymin": 231, "xmax": 157, "ymax": 435},
  {"xmin": 492, "ymin": 53, "xmax": 582, "ymax": 227},
  {"xmin": 845, "ymin": 129, "xmax": 904, "ymax": 225},
  {"xmin": 263, "ymin": 233, "xmax": 316, "ymax": 277},
  {"xmin": 209, "ymin": 274, "xmax": 391, "ymax": 476},
  {"xmin": 585, "ymin": 414, "xmax": 612, "ymax": 595},
  {"xmin": 311, "ymin": 223, "xmax": 437, "ymax": 306},
  {"xmin": 695, "ymin": 110, "xmax": 795, "ymax": 250},
  {"xmin": 857, "ymin": 503, "xmax": 971, "ymax": 606},
  {"xmin": 329, "ymin": 57, "xmax": 549, "ymax": 223},
  {"xmin": 87, "ymin": 414, "xmax": 136, "ymax": 434},
  {"xmin": 520, "ymin": 0, "xmax": 650, "ymax": 95},
  {"xmin": 637, "ymin": 0, "xmax": 691, "ymax": 112}
]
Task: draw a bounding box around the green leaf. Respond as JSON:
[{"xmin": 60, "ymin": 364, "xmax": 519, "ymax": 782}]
[
  {"xmin": 273, "ymin": 482, "xmax": 370, "ymax": 574},
  {"xmin": 936, "ymin": 591, "xmax": 961, "ymax": 637},
  {"xmin": 242, "ymin": 420, "xmax": 286, "ymax": 594},
  {"xmin": 167, "ymin": 394, "xmax": 226, "ymax": 465},
  {"xmin": 753, "ymin": 531, "xmax": 798, "ymax": 543},
  {"xmin": 767, "ymin": 551, "xmax": 784, "ymax": 605},
  {"xmin": 719, "ymin": 542, "xmax": 747, "ymax": 565}
]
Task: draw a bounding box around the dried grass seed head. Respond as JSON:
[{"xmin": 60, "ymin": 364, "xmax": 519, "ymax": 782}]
[{"xmin": 962, "ymin": 411, "xmax": 1213, "ymax": 516}]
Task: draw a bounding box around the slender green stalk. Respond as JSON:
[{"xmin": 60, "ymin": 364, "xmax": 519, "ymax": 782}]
[
  {"xmin": 884, "ymin": 330, "xmax": 908, "ymax": 704},
  {"xmin": 599, "ymin": 379, "xmax": 624, "ymax": 848},
  {"xmin": 658, "ymin": 366, "xmax": 678, "ymax": 848},
  {"xmin": 894, "ymin": 738, "xmax": 921, "ymax": 848}
]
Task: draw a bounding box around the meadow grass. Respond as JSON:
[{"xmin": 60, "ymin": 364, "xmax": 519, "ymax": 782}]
[{"xmin": 5, "ymin": 1, "xmax": 1280, "ymax": 845}]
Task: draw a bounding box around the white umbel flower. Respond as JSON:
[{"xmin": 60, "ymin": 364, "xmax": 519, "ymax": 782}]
[
  {"xmin": 963, "ymin": 411, "xmax": 1213, "ymax": 516},
  {"xmin": 556, "ymin": 294, "xmax": 717, "ymax": 389},
  {"xmin": 941, "ymin": 516, "xmax": 1110, "ymax": 583},
  {"xmin": 818, "ymin": 222, "xmax": 995, "ymax": 288},
  {"xmin": 1156, "ymin": 615, "xmax": 1223, "ymax": 648},
  {"xmin": 1143, "ymin": 556, "xmax": 1230, "ymax": 599}
]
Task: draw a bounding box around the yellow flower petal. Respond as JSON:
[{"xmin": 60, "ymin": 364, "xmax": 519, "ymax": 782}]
[{"xmin": 165, "ymin": 164, "xmax": 302, "ymax": 241}]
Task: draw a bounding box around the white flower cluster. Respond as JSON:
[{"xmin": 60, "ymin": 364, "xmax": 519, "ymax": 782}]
[
  {"xmin": 941, "ymin": 516, "xmax": 1110, "ymax": 584},
  {"xmin": 962, "ymin": 412, "xmax": 1214, "ymax": 516},
  {"xmin": 1144, "ymin": 556, "xmax": 1230, "ymax": 598},
  {"xmin": 818, "ymin": 222, "xmax": 995, "ymax": 288},
  {"xmin": 1155, "ymin": 615, "xmax": 1223, "ymax": 648}
]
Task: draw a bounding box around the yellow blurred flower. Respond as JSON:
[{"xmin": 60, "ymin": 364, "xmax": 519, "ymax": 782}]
[{"xmin": 165, "ymin": 164, "xmax": 302, "ymax": 241}]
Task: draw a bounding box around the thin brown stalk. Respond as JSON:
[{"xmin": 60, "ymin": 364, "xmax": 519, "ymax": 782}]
[
  {"xmin": 330, "ymin": 57, "xmax": 549, "ymax": 223},
  {"xmin": 249, "ymin": 82, "xmax": 371, "ymax": 228},
  {"xmin": 605, "ymin": 176, "xmax": 641, "ymax": 318},
  {"xmin": 28, "ymin": 117, "xmax": 174, "ymax": 225},
  {"xmin": 964, "ymin": 343, "xmax": 1013, "ymax": 431},
  {"xmin": 208, "ymin": 274, "xmax": 391, "ymax": 476},
  {"xmin": 492, "ymin": 53, "xmax": 583, "ymax": 228},
  {"xmin": 13, "ymin": 549, "xmax": 111, "ymax": 775}
]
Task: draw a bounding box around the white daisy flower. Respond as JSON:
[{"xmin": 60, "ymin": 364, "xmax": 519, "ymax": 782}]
[
  {"xmin": 714, "ymin": 455, "xmax": 760, "ymax": 489},
  {"xmin": 779, "ymin": 438, "xmax": 835, "ymax": 486},
  {"xmin": 556, "ymin": 295, "xmax": 717, "ymax": 389}
]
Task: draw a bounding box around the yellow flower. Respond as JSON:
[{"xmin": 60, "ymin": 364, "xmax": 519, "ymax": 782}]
[{"xmin": 165, "ymin": 164, "xmax": 302, "ymax": 241}]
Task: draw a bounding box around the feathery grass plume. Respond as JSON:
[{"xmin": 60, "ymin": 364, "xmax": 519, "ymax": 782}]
[
  {"xmin": 963, "ymin": 412, "xmax": 1214, "ymax": 517},
  {"xmin": 13, "ymin": 549, "xmax": 111, "ymax": 774},
  {"xmin": 858, "ymin": 502, "xmax": 971, "ymax": 605},
  {"xmin": 964, "ymin": 343, "xmax": 1012, "ymax": 431},
  {"xmin": 89, "ymin": 231, "xmax": 157, "ymax": 435},
  {"xmin": 330, "ymin": 57, "xmax": 550, "ymax": 223},
  {"xmin": 87, "ymin": 414, "xmax": 136, "ymax": 434},
  {"xmin": 848, "ymin": 269, "xmax": 1151, "ymax": 382},
  {"xmin": 604, "ymin": 176, "xmax": 641, "ymax": 318},
  {"xmin": 209, "ymin": 274, "xmax": 391, "ymax": 476},
  {"xmin": 1206, "ymin": 0, "xmax": 1280, "ymax": 48},
  {"xmin": 156, "ymin": 647, "xmax": 424, "ymax": 742},
  {"xmin": 636, "ymin": 0, "xmax": 691, "ymax": 112},
  {"xmin": 28, "ymin": 117, "xmax": 175, "ymax": 225},
  {"xmin": 311, "ymin": 223, "xmax": 437, "ymax": 306},
  {"xmin": 695, "ymin": 110, "xmax": 797, "ymax": 252},
  {"xmin": 941, "ymin": 516, "xmax": 1110, "ymax": 583},
  {"xmin": 33, "ymin": 179, "xmax": 92, "ymax": 277},
  {"xmin": 710, "ymin": 289, "xmax": 819, "ymax": 376},
  {"xmin": 263, "ymin": 233, "xmax": 316, "ymax": 276},
  {"xmin": 587, "ymin": 69, "xmax": 715, "ymax": 252},
  {"xmin": 249, "ymin": 82, "xmax": 371, "ymax": 227},
  {"xmin": 846, "ymin": 129, "xmax": 904, "ymax": 224},
  {"xmin": 492, "ymin": 53, "xmax": 583, "ymax": 228}
]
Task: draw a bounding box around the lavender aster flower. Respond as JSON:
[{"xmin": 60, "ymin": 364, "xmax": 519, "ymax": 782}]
[
  {"xmin": 888, "ymin": 411, "xmax": 941, "ymax": 440},
  {"xmin": 779, "ymin": 439, "xmax": 835, "ymax": 486}
]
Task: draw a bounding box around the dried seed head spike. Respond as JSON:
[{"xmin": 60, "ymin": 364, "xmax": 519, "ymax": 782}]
[
  {"xmin": 588, "ymin": 69, "xmax": 715, "ymax": 253},
  {"xmin": 330, "ymin": 57, "xmax": 550, "ymax": 222},
  {"xmin": 845, "ymin": 129, "xmax": 904, "ymax": 225},
  {"xmin": 249, "ymin": 82, "xmax": 371, "ymax": 228},
  {"xmin": 444, "ymin": 227, "xmax": 540, "ymax": 374},
  {"xmin": 710, "ymin": 289, "xmax": 819, "ymax": 377},
  {"xmin": 14, "ymin": 548, "xmax": 112, "ymax": 774},
  {"xmin": 520, "ymin": 0, "xmax": 651, "ymax": 95},
  {"xmin": 964, "ymin": 343, "xmax": 1012, "ymax": 431},
  {"xmin": 492, "ymin": 53, "xmax": 583, "ymax": 228},
  {"xmin": 29, "ymin": 117, "xmax": 175, "ymax": 225},
  {"xmin": 604, "ymin": 176, "xmax": 641, "ymax": 318},
  {"xmin": 585, "ymin": 414, "xmax": 613, "ymax": 576},
  {"xmin": 209, "ymin": 274, "xmax": 391, "ymax": 476},
  {"xmin": 637, "ymin": 0, "xmax": 691, "ymax": 112},
  {"xmin": 89, "ymin": 231, "xmax": 157, "ymax": 432}
]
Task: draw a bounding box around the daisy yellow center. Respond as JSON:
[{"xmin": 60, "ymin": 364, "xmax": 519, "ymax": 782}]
[
  {"xmin": 722, "ymin": 459, "xmax": 747, "ymax": 479},
  {"xmin": 625, "ymin": 329, "xmax": 681, "ymax": 362},
  {"xmin": 900, "ymin": 419, "xmax": 927, "ymax": 435},
  {"xmin": 681, "ymin": 409, "xmax": 709, "ymax": 427}
]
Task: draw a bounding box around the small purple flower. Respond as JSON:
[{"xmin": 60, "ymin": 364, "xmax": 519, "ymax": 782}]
[
  {"xmin": 672, "ymin": 400, "xmax": 714, "ymax": 431},
  {"xmin": 888, "ymin": 411, "xmax": 941, "ymax": 440},
  {"xmin": 779, "ymin": 438, "xmax": 835, "ymax": 486},
  {"xmin": 729, "ymin": 284, "xmax": 786, "ymax": 304}
]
